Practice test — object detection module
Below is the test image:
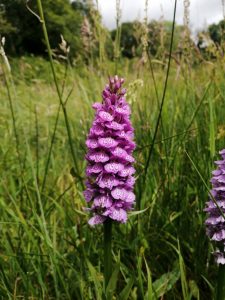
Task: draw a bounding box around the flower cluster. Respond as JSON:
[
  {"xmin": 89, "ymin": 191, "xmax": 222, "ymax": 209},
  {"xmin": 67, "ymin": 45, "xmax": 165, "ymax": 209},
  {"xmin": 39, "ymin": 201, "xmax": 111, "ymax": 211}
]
[
  {"xmin": 83, "ymin": 76, "xmax": 136, "ymax": 226},
  {"xmin": 205, "ymin": 149, "xmax": 225, "ymax": 264}
]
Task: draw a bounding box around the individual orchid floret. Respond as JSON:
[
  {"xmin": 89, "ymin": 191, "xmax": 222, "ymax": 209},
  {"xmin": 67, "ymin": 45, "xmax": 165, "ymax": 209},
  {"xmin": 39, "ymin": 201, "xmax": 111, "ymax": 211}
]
[
  {"xmin": 83, "ymin": 76, "xmax": 136, "ymax": 226},
  {"xmin": 205, "ymin": 149, "xmax": 225, "ymax": 264}
]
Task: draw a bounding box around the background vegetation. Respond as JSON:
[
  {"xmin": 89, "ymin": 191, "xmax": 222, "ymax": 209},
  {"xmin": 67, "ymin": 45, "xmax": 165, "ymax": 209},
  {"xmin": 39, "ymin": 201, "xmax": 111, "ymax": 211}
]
[{"xmin": 0, "ymin": 0, "xmax": 225, "ymax": 299}]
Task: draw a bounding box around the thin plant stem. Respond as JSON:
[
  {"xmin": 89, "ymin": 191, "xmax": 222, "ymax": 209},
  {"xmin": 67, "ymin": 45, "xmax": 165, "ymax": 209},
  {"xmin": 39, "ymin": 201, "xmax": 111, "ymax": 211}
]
[
  {"xmin": 35, "ymin": 105, "xmax": 39, "ymax": 186},
  {"xmin": 104, "ymin": 219, "xmax": 112, "ymax": 292},
  {"xmin": 216, "ymin": 264, "xmax": 225, "ymax": 300},
  {"xmin": 147, "ymin": 50, "xmax": 170, "ymax": 186},
  {"xmin": 36, "ymin": 0, "xmax": 83, "ymax": 187},
  {"xmin": 1, "ymin": 62, "xmax": 23, "ymax": 173},
  {"xmin": 41, "ymin": 104, "xmax": 61, "ymax": 193},
  {"xmin": 41, "ymin": 56, "xmax": 71, "ymax": 193},
  {"xmin": 143, "ymin": 0, "xmax": 177, "ymax": 181}
]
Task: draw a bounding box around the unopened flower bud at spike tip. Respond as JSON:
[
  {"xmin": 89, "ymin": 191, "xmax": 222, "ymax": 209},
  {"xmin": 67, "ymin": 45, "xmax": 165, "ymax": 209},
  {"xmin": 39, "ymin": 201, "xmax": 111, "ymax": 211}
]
[
  {"xmin": 205, "ymin": 149, "xmax": 225, "ymax": 264},
  {"xmin": 83, "ymin": 76, "xmax": 136, "ymax": 225}
]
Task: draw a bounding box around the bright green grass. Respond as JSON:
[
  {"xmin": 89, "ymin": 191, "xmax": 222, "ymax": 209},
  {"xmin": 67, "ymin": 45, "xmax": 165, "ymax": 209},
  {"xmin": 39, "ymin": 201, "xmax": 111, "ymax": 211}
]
[{"xmin": 0, "ymin": 54, "xmax": 224, "ymax": 299}]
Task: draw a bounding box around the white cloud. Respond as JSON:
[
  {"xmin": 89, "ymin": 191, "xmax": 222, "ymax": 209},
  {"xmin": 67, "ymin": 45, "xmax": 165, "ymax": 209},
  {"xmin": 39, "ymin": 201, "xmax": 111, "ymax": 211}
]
[{"xmin": 98, "ymin": 0, "xmax": 224, "ymax": 32}]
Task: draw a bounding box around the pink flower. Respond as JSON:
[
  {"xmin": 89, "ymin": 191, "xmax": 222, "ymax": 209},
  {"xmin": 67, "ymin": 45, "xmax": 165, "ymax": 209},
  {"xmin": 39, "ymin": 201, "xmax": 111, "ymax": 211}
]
[{"xmin": 83, "ymin": 76, "xmax": 136, "ymax": 225}]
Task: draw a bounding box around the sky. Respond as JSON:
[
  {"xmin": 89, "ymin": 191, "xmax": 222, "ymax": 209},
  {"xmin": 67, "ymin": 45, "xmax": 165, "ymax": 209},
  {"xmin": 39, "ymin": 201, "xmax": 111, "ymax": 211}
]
[{"xmin": 97, "ymin": 0, "xmax": 224, "ymax": 33}]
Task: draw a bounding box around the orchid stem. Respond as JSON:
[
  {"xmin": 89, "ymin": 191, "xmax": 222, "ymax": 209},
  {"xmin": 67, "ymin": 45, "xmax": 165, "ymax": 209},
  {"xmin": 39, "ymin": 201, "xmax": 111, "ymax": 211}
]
[
  {"xmin": 104, "ymin": 219, "xmax": 112, "ymax": 293},
  {"xmin": 216, "ymin": 264, "xmax": 225, "ymax": 300}
]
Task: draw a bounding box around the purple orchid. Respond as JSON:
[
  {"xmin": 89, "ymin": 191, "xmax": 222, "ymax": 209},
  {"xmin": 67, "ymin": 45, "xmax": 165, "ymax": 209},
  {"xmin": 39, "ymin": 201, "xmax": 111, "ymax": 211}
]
[
  {"xmin": 83, "ymin": 76, "xmax": 136, "ymax": 226},
  {"xmin": 205, "ymin": 149, "xmax": 225, "ymax": 264}
]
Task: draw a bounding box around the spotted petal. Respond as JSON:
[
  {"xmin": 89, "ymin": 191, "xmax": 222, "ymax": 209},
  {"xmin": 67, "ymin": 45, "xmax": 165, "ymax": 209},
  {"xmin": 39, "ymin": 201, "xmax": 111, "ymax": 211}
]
[
  {"xmin": 98, "ymin": 137, "xmax": 118, "ymax": 148},
  {"xmin": 98, "ymin": 111, "xmax": 113, "ymax": 122},
  {"xmin": 88, "ymin": 151, "xmax": 109, "ymax": 163},
  {"xmin": 88, "ymin": 215, "xmax": 106, "ymax": 226},
  {"xmin": 104, "ymin": 162, "xmax": 124, "ymax": 174}
]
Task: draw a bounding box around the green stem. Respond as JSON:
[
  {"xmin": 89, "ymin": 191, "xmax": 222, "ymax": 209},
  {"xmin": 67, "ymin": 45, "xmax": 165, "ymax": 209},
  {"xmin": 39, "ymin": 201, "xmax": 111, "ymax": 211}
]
[
  {"xmin": 143, "ymin": 0, "xmax": 177, "ymax": 181},
  {"xmin": 36, "ymin": 0, "xmax": 83, "ymax": 187},
  {"xmin": 104, "ymin": 219, "xmax": 112, "ymax": 292},
  {"xmin": 216, "ymin": 264, "xmax": 225, "ymax": 300}
]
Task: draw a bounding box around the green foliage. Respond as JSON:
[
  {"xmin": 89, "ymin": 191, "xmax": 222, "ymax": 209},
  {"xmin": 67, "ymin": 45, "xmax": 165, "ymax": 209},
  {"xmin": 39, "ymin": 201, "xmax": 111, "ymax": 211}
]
[
  {"xmin": 1, "ymin": 2, "xmax": 225, "ymax": 299},
  {"xmin": 111, "ymin": 21, "xmax": 187, "ymax": 59},
  {"xmin": 1, "ymin": 0, "xmax": 224, "ymax": 62},
  {"xmin": 0, "ymin": 10, "xmax": 16, "ymax": 35},
  {"xmin": 111, "ymin": 22, "xmax": 138, "ymax": 58},
  {"xmin": 1, "ymin": 51, "xmax": 224, "ymax": 298},
  {"xmin": 1, "ymin": 0, "xmax": 83, "ymax": 56},
  {"xmin": 208, "ymin": 20, "xmax": 225, "ymax": 45}
]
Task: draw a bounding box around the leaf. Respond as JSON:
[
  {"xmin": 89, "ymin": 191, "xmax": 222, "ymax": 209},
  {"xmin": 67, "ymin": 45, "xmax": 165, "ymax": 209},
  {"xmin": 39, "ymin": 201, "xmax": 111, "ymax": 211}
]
[
  {"xmin": 106, "ymin": 263, "xmax": 120, "ymax": 299},
  {"xmin": 118, "ymin": 277, "xmax": 134, "ymax": 300},
  {"xmin": 144, "ymin": 257, "xmax": 153, "ymax": 300},
  {"xmin": 189, "ymin": 280, "xmax": 200, "ymax": 299},
  {"xmin": 151, "ymin": 263, "xmax": 180, "ymax": 299},
  {"xmin": 74, "ymin": 208, "xmax": 88, "ymax": 217},
  {"xmin": 201, "ymin": 275, "xmax": 214, "ymax": 294},
  {"xmin": 177, "ymin": 240, "xmax": 189, "ymax": 299},
  {"xmin": 128, "ymin": 206, "xmax": 150, "ymax": 217},
  {"xmin": 86, "ymin": 260, "xmax": 102, "ymax": 300}
]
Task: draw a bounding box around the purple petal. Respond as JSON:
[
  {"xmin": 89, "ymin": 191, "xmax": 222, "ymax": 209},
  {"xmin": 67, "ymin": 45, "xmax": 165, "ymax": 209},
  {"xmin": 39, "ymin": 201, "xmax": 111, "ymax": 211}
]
[
  {"xmin": 88, "ymin": 215, "xmax": 106, "ymax": 226},
  {"xmin": 111, "ymin": 147, "xmax": 127, "ymax": 158},
  {"xmin": 214, "ymin": 186, "xmax": 225, "ymax": 191},
  {"xmin": 109, "ymin": 208, "xmax": 127, "ymax": 223},
  {"xmin": 98, "ymin": 174, "xmax": 119, "ymax": 189},
  {"xmin": 104, "ymin": 162, "xmax": 124, "ymax": 174},
  {"xmin": 111, "ymin": 187, "xmax": 128, "ymax": 200},
  {"xmin": 92, "ymin": 103, "xmax": 102, "ymax": 110},
  {"xmin": 215, "ymin": 160, "xmax": 225, "ymax": 165},
  {"xmin": 98, "ymin": 137, "xmax": 118, "ymax": 148},
  {"xmin": 86, "ymin": 139, "xmax": 99, "ymax": 149},
  {"xmin": 205, "ymin": 216, "xmax": 224, "ymax": 225},
  {"xmin": 115, "ymin": 106, "xmax": 130, "ymax": 115},
  {"xmin": 105, "ymin": 121, "xmax": 124, "ymax": 130},
  {"xmin": 125, "ymin": 191, "xmax": 135, "ymax": 203},
  {"xmin": 118, "ymin": 166, "xmax": 135, "ymax": 177},
  {"xmin": 212, "ymin": 170, "xmax": 222, "ymax": 176},
  {"xmin": 98, "ymin": 111, "xmax": 113, "ymax": 122},
  {"xmin": 217, "ymin": 175, "xmax": 225, "ymax": 183},
  {"xmin": 219, "ymin": 149, "xmax": 225, "ymax": 156},
  {"xmin": 86, "ymin": 163, "xmax": 103, "ymax": 176},
  {"xmin": 88, "ymin": 151, "xmax": 109, "ymax": 163},
  {"xmin": 125, "ymin": 176, "xmax": 136, "ymax": 188},
  {"xmin": 214, "ymin": 251, "xmax": 225, "ymax": 265},
  {"xmin": 90, "ymin": 124, "xmax": 104, "ymax": 136},
  {"xmin": 212, "ymin": 229, "xmax": 225, "ymax": 241},
  {"xmin": 83, "ymin": 189, "xmax": 94, "ymax": 202},
  {"xmin": 93, "ymin": 195, "xmax": 112, "ymax": 208}
]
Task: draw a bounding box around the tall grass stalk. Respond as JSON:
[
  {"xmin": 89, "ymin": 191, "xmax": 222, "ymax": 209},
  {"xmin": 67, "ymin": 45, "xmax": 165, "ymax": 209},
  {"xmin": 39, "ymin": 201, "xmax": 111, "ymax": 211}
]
[
  {"xmin": 143, "ymin": 0, "xmax": 177, "ymax": 181},
  {"xmin": 114, "ymin": 0, "xmax": 122, "ymax": 74},
  {"xmin": 36, "ymin": 0, "xmax": 83, "ymax": 186},
  {"xmin": 1, "ymin": 59, "xmax": 22, "ymax": 173},
  {"xmin": 41, "ymin": 59, "xmax": 70, "ymax": 193}
]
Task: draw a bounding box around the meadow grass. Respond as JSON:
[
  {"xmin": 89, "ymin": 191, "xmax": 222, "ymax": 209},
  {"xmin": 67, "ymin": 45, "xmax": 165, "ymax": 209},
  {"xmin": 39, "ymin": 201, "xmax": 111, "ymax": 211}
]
[
  {"xmin": 0, "ymin": 53, "xmax": 224, "ymax": 299},
  {"xmin": 1, "ymin": 2, "xmax": 225, "ymax": 297}
]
